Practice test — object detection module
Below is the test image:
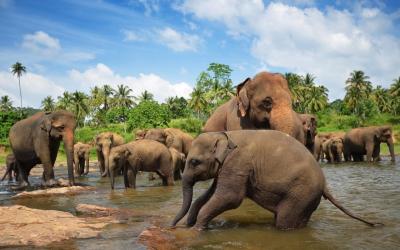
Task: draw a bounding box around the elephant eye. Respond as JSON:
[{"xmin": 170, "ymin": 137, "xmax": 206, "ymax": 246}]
[
  {"xmin": 190, "ymin": 159, "xmax": 201, "ymax": 167},
  {"xmin": 261, "ymin": 97, "xmax": 273, "ymax": 110}
]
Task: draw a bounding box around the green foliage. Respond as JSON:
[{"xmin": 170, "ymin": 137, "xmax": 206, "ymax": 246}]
[
  {"xmin": 166, "ymin": 96, "xmax": 190, "ymax": 119},
  {"xmin": 168, "ymin": 117, "xmax": 204, "ymax": 135},
  {"xmin": 74, "ymin": 123, "xmax": 133, "ymax": 144},
  {"xmin": 0, "ymin": 110, "xmax": 24, "ymax": 145},
  {"xmin": 106, "ymin": 106, "xmax": 129, "ymax": 123},
  {"xmin": 127, "ymin": 100, "xmax": 171, "ymax": 130}
]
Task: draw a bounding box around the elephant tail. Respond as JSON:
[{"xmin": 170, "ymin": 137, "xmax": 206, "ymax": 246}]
[{"xmin": 322, "ymin": 186, "xmax": 383, "ymax": 227}]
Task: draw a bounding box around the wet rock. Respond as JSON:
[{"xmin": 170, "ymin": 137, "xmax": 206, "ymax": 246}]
[
  {"xmin": 76, "ymin": 203, "xmax": 143, "ymax": 221},
  {"xmin": 0, "ymin": 205, "xmax": 109, "ymax": 247},
  {"xmin": 13, "ymin": 185, "xmax": 94, "ymax": 198},
  {"xmin": 139, "ymin": 226, "xmax": 178, "ymax": 250}
]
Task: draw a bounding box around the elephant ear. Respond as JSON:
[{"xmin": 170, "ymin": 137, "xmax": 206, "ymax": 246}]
[
  {"xmin": 213, "ymin": 133, "xmax": 237, "ymax": 165},
  {"xmin": 236, "ymin": 77, "xmax": 251, "ymax": 117},
  {"xmin": 40, "ymin": 116, "xmax": 52, "ymax": 133}
]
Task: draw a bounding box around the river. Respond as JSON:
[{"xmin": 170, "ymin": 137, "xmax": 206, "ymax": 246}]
[{"xmin": 1, "ymin": 157, "xmax": 399, "ymax": 249}]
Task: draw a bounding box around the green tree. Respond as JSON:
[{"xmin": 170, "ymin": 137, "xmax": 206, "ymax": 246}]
[
  {"xmin": 188, "ymin": 86, "xmax": 207, "ymax": 118},
  {"xmin": 11, "ymin": 62, "xmax": 26, "ymax": 114},
  {"xmin": 71, "ymin": 91, "xmax": 89, "ymax": 127},
  {"xmin": 390, "ymin": 76, "xmax": 400, "ymax": 115},
  {"xmin": 41, "ymin": 96, "xmax": 55, "ymax": 111},
  {"xmin": 136, "ymin": 90, "xmax": 154, "ymax": 103},
  {"xmin": 113, "ymin": 84, "xmax": 135, "ymax": 107},
  {"xmin": 166, "ymin": 96, "xmax": 189, "ymax": 119},
  {"xmin": 303, "ymin": 73, "xmax": 316, "ymax": 86},
  {"xmin": 56, "ymin": 92, "xmax": 73, "ymax": 110},
  {"xmin": 304, "ymin": 85, "xmax": 328, "ymax": 113},
  {"xmin": 127, "ymin": 100, "xmax": 171, "ymax": 129},
  {"xmin": 102, "ymin": 84, "xmax": 114, "ymax": 111},
  {"xmin": 344, "ymin": 70, "xmax": 372, "ymax": 114},
  {"xmin": 0, "ymin": 95, "xmax": 13, "ymax": 111},
  {"xmin": 372, "ymin": 85, "xmax": 391, "ymax": 113}
]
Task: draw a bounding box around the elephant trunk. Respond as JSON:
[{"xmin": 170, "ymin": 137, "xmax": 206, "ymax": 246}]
[
  {"xmin": 388, "ymin": 137, "xmax": 395, "ymax": 162},
  {"xmin": 171, "ymin": 175, "xmax": 194, "ymax": 226},
  {"xmin": 270, "ymin": 107, "xmax": 299, "ymax": 142},
  {"xmin": 102, "ymin": 147, "xmax": 110, "ymax": 177},
  {"xmin": 63, "ymin": 129, "xmax": 75, "ymax": 186}
]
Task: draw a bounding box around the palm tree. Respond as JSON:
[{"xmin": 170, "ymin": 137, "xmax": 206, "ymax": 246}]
[
  {"xmin": 113, "ymin": 84, "xmax": 135, "ymax": 107},
  {"xmin": 0, "ymin": 95, "xmax": 13, "ymax": 111},
  {"xmin": 304, "ymin": 85, "xmax": 328, "ymax": 113},
  {"xmin": 390, "ymin": 77, "xmax": 400, "ymax": 97},
  {"xmin": 303, "ymin": 73, "xmax": 315, "ymax": 86},
  {"xmin": 344, "ymin": 70, "xmax": 373, "ymax": 113},
  {"xmin": 11, "ymin": 62, "xmax": 26, "ymax": 114},
  {"xmin": 41, "ymin": 96, "xmax": 55, "ymax": 111},
  {"xmin": 56, "ymin": 92, "xmax": 73, "ymax": 110},
  {"xmin": 136, "ymin": 90, "xmax": 154, "ymax": 103},
  {"xmin": 189, "ymin": 87, "xmax": 207, "ymax": 118},
  {"xmin": 71, "ymin": 91, "xmax": 89, "ymax": 127},
  {"xmin": 372, "ymin": 86, "xmax": 391, "ymax": 113},
  {"xmin": 102, "ymin": 84, "xmax": 114, "ymax": 111}
]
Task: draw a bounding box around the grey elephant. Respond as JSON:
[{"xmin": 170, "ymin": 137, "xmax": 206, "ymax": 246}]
[
  {"xmin": 95, "ymin": 132, "xmax": 125, "ymax": 177},
  {"xmin": 169, "ymin": 147, "xmax": 186, "ymax": 180},
  {"xmin": 9, "ymin": 111, "xmax": 76, "ymax": 187},
  {"xmin": 203, "ymin": 72, "xmax": 305, "ymax": 144},
  {"xmin": 344, "ymin": 126, "xmax": 395, "ymax": 162},
  {"xmin": 108, "ymin": 139, "xmax": 174, "ymax": 189},
  {"xmin": 323, "ymin": 137, "xmax": 344, "ymax": 163},
  {"xmin": 172, "ymin": 130, "xmax": 379, "ymax": 230},
  {"xmin": 144, "ymin": 128, "xmax": 193, "ymax": 156},
  {"xmin": 73, "ymin": 142, "xmax": 91, "ymax": 176},
  {"xmin": 1, "ymin": 153, "xmax": 18, "ymax": 182},
  {"xmin": 313, "ymin": 135, "xmax": 327, "ymax": 161},
  {"xmin": 298, "ymin": 114, "xmax": 318, "ymax": 153}
]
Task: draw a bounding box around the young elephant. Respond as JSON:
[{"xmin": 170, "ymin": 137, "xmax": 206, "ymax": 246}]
[
  {"xmin": 73, "ymin": 142, "xmax": 91, "ymax": 176},
  {"xmin": 344, "ymin": 126, "xmax": 395, "ymax": 162},
  {"xmin": 313, "ymin": 135, "xmax": 327, "ymax": 161},
  {"xmin": 1, "ymin": 154, "xmax": 18, "ymax": 182},
  {"xmin": 108, "ymin": 139, "xmax": 174, "ymax": 189},
  {"xmin": 323, "ymin": 138, "xmax": 344, "ymax": 163},
  {"xmin": 95, "ymin": 132, "xmax": 125, "ymax": 177},
  {"xmin": 172, "ymin": 130, "xmax": 379, "ymax": 230},
  {"xmin": 298, "ymin": 114, "xmax": 318, "ymax": 153},
  {"xmin": 169, "ymin": 148, "xmax": 186, "ymax": 180},
  {"xmin": 144, "ymin": 128, "xmax": 193, "ymax": 156}
]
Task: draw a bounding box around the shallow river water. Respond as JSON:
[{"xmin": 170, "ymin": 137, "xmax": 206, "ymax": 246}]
[{"xmin": 1, "ymin": 157, "xmax": 400, "ymax": 249}]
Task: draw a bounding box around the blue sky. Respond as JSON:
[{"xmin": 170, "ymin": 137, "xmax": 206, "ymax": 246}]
[{"xmin": 0, "ymin": 0, "xmax": 399, "ymax": 108}]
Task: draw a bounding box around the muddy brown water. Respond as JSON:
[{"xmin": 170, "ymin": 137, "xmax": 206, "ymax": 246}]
[{"xmin": 1, "ymin": 157, "xmax": 399, "ymax": 249}]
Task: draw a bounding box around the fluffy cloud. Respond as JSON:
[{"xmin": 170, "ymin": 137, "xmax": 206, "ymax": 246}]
[
  {"xmin": 0, "ymin": 71, "xmax": 65, "ymax": 107},
  {"xmin": 122, "ymin": 29, "xmax": 145, "ymax": 41},
  {"xmin": 157, "ymin": 27, "xmax": 201, "ymax": 52},
  {"xmin": 177, "ymin": 0, "xmax": 400, "ymax": 99},
  {"xmin": 69, "ymin": 63, "xmax": 192, "ymax": 102}
]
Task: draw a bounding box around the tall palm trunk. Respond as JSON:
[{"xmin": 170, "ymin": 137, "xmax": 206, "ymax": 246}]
[{"xmin": 18, "ymin": 76, "xmax": 22, "ymax": 116}]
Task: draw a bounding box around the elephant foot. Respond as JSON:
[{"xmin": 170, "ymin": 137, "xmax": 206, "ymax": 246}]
[
  {"xmin": 42, "ymin": 178, "xmax": 57, "ymax": 187},
  {"xmin": 101, "ymin": 171, "xmax": 108, "ymax": 177}
]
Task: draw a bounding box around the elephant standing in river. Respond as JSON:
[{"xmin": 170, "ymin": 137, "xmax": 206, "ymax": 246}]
[
  {"xmin": 169, "ymin": 147, "xmax": 186, "ymax": 180},
  {"xmin": 172, "ymin": 130, "xmax": 379, "ymax": 230},
  {"xmin": 322, "ymin": 138, "xmax": 344, "ymax": 163},
  {"xmin": 203, "ymin": 71, "xmax": 304, "ymax": 144},
  {"xmin": 344, "ymin": 126, "xmax": 395, "ymax": 162},
  {"xmin": 144, "ymin": 128, "xmax": 193, "ymax": 156},
  {"xmin": 299, "ymin": 114, "xmax": 318, "ymax": 153},
  {"xmin": 95, "ymin": 132, "xmax": 124, "ymax": 177},
  {"xmin": 73, "ymin": 142, "xmax": 91, "ymax": 176},
  {"xmin": 108, "ymin": 139, "xmax": 174, "ymax": 189},
  {"xmin": 9, "ymin": 111, "xmax": 76, "ymax": 187},
  {"xmin": 1, "ymin": 154, "xmax": 18, "ymax": 182}
]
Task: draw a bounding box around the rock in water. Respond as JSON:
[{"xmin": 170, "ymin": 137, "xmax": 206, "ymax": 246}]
[{"xmin": 13, "ymin": 186, "xmax": 94, "ymax": 198}]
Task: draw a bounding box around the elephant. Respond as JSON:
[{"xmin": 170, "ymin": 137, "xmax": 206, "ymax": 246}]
[
  {"xmin": 202, "ymin": 71, "xmax": 305, "ymax": 144},
  {"xmin": 1, "ymin": 153, "xmax": 18, "ymax": 182},
  {"xmin": 9, "ymin": 111, "xmax": 76, "ymax": 187},
  {"xmin": 344, "ymin": 126, "xmax": 395, "ymax": 162},
  {"xmin": 319, "ymin": 131, "xmax": 345, "ymax": 141},
  {"xmin": 169, "ymin": 147, "xmax": 186, "ymax": 180},
  {"xmin": 135, "ymin": 129, "xmax": 148, "ymax": 140},
  {"xmin": 144, "ymin": 128, "xmax": 193, "ymax": 156},
  {"xmin": 95, "ymin": 132, "xmax": 124, "ymax": 177},
  {"xmin": 171, "ymin": 130, "xmax": 379, "ymax": 230},
  {"xmin": 298, "ymin": 114, "xmax": 318, "ymax": 153},
  {"xmin": 313, "ymin": 135, "xmax": 327, "ymax": 161},
  {"xmin": 73, "ymin": 142, "xmax": 91, "ymax": 176},
  {"xmin": 322, "ymin": 137, "xmax": 344, "ymax": 163},
  {"xmin": 108, "ymin": 139, "xmax": 174, "ymax": 189}
]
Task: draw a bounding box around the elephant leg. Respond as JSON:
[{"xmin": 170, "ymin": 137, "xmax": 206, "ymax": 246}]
[
  {"xmin": 39, "ymin": 151, "xmax": 57, "ymax": 187},
  {"xmin": 187, "ymin": 179, "xmax": 217, "ymax": 226},
  {"xmin": 97, "ymin": 150, "xmax": 105, "ymax": 175},
  {"xmin": 16, "ymin": 161, "xmax": 30, "ymax": 187},
  {"xmin": 74, "ymin": 152, "xmax": 80, "ymax": 176},
  {"xmin": 193, "ymin": 178, "xmax": 246, "ymax": 230},
  {"xmin": 126, "ymin": 168, "xmax": 136, "ymax": 189},
  {"xmin": 365, "ymin": 143, "xmax": 374, "ymax": 162},
  {"xmin": 84, "ymin": 153, "xmax": 90, "ymax": 175},
  {"xmin": 79, "ymin": 158, "xmax": 85, "ymax": 176},
  {"xmin": 372, "ymin": 145, "xmax": 380, "ymax": 162}
]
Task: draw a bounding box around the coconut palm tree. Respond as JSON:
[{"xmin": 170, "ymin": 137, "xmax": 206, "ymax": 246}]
[
  {"xmin": 344, "ymin": 70, "xmax": 373, "ymax": 113},
  {"xmin": 71, "ymin": 91, "xmax": 89, "ymax": 127},
  {"xmin": 390, "ymin": 77, "xmax": 400, "ymax": 97},
  {"xmin": 303, "ymin": 73, "xmax": 316, "ymax": 86},
  {"xmin": 136, "ymin": 90, "xmax": 154, "ymax": 103},
  {"xmin": 304, "ymin": 85, "xmax": 329, "ymax": 113},
  {"xmin": 0, "ymin": 95, "xmax": 13, "ymax": 111},
  {"xmin": 56, "ymin": 92, "xmax": 73, "ymax": 110},
  {"xmin": 11, "ymin": 62, "xmax": 26, "ymax": 114},
  {"xmin": 41, "ymin": 96, "xmax": 55, "ymax": 111},
  {"xmin": 102, "ymin": 84, "xmax": 114, "ymax": 111},
  {"xmin": 372, "ymin": 86, "xmax": 391, "ymax": 113},
  {"xmin": 113, "ymin": 84, "xmax": 135, "ymax": 107},
  {"xmin": 189, "ymin": 87, "xmax": 207, "ymax": 118}
]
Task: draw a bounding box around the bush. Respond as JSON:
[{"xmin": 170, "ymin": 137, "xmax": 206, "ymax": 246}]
[
  {"xmin": 0, "ymin": 110, "xmax": 24, "ymax": 146},
  {"xmin": 127, "ymin": 101, "xmax": 171, "ymax": 130},
  {"xmin": 75, "ymin": 124, "xmax": 133, "ymax": 144},
  {"xmin": 168, "ymin": 117, "xmax": 204, "ymax": 135}
]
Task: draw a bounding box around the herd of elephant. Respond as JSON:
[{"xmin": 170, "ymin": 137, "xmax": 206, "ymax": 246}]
[{"xmin": 2, "ymin": 71, "xmax": 394, "ymax": 230}]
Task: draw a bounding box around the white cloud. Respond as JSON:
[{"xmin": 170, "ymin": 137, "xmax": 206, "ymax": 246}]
[
  {"xmin": 69, "ymin": 63, "xmax": 192, "ymax": 102},
  {"xmin": 22, "ymin": 31, "xmax": 61, "ymax": 56},
  {"xmin": 122, "ymin": 29, "xmax": 145, "ymax": 42},
  {"xmin": 137, "ymin": 0, "xmax": 160, "ymax": 16},
  {"xmin": 177, "ymin": 0, "xmax": 400, "ymax": 99},
  {"xmin": 0, "ymin": 71, "xmax": 65, "ymax": 107},
  {"xmin": 157, "ymin": 27, "xmax": 201, "ymax": 52}
]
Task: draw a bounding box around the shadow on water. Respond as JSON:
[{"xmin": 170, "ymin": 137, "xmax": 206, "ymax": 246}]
[{"xmin": 1, "ymin": 156, "xmax": 400, "ymax": 249}]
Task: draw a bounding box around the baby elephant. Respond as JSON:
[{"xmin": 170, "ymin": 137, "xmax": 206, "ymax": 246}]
[
  {"xmin": 108, "ymin": 139, "xmax": 174, "ymax": 189},
  {"xmin": 172, "ymin": 130, "xmax": 379, "ymax": 230},
  {"xmin": 1, "ymin": 154, "xmax": 18, "ymax": 182},
  {"xmin": 322, "ymin": 137, "xmax": 344, "ymax": 163},
  {"xmin": 73, "ymin": 142, "xmax": 91, "ymax": 176},
  {"xmin": 169, "ymin": 148, "xmax": 186, "ymax": 180}
]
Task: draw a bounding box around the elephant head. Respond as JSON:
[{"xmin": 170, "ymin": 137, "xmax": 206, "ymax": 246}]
[
  {"xmin": 135, "ymin": 129, "xmax": 147, "ymax": 140},
  {"xmin": 375, "ymin": 126, "xmax": 395, "ymax": 162},
  {"xmin": 40, "ymin": 110, "xmax": 76, "ymax": 185},
  {"xmin": 330, "ymin": 137, "xmax": 344, "ymax": 161},
  {"xmin": 236, "ymin": 72, "xmax": 295, "ymax": 134},
  {"xmin": 108, "ymin": 145, "xmax": 128, "ymax": 189},
  {"xmin": 300, "ymin": 114, "xmax": 317, "ymax": 146},
  {"xmin": 96, "ymin": 132, "xmax": 118, "ymax": 177},
  {"xmin": 171, "ymin": 132, "xmax": 236, "ymax": 226}
]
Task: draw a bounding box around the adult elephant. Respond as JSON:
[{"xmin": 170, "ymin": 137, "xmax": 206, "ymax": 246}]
[
  {"xmin": 171, "ymin": 130, "xmax": 378, "ymax": 230},
  {"xmin": 95, "ymin": 132, "xmax": 124, "ymax": 177},
  {"xmin": 203, "ymin": 71, "xmax": 304, "ymax": 143},
  {"xmin": 323, "ymin": 137, "xmax": 344, "ymax": 163},
  {"xmin": 299, "ymin": 114, "xmax": 318, "ymax": 153},
  {"xmin": 73, "ymin": 142, "xmax": 91, "ymax": 176},
  {"xmin": 144, "ymin": 128, "xmax": 193, "ymax": 156},
  {"xmin": 9, "ymin": 111, "xmax": 76, "ymax": 187},
  {"xmin": 344, "ymin": 126, "xmax": 395, "ymax": 162},
  {"xmin": 108, "ymin": 139, "xmax": 174, "ymax": 189}
]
